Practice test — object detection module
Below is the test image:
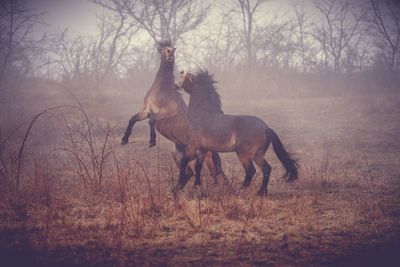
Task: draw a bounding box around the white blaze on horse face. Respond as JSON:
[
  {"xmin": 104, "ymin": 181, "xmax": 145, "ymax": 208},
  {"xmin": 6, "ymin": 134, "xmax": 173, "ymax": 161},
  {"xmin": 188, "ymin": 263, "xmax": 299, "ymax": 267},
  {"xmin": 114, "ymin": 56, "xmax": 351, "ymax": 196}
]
[
  {"xmin": 179, "ymin": 70, "xmax": 186, "ymax": 84},
  {"xmin": 179, "ymin": 70, "xmax": 188, "ymax": 87}
]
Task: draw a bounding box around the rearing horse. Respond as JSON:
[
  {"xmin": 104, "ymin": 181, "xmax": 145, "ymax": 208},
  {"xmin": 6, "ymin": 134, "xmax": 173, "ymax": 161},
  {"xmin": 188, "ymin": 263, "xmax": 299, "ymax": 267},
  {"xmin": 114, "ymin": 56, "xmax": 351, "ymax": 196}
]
[{"xmin": 121, "ymin": 41, "xmax": 225, "ymax": 187}]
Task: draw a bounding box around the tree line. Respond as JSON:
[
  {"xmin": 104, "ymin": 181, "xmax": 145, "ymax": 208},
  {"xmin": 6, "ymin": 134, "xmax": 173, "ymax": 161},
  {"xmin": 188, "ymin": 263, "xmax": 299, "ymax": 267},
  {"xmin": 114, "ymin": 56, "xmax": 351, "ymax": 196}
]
[{"xmin": 1, "ymin": 0, "xmax": 399, "ymax": 91}]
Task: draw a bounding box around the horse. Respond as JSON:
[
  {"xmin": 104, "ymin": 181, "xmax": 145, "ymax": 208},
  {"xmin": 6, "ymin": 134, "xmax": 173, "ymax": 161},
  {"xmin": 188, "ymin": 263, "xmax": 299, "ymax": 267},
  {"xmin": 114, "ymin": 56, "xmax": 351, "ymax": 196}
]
[
  {"xmin": 120, "ymin": 41, "xmax": 226, "ymax": 187},
  {"xmin": 177, "ymin": 70, "xmax": 298, "ymax": 196}
]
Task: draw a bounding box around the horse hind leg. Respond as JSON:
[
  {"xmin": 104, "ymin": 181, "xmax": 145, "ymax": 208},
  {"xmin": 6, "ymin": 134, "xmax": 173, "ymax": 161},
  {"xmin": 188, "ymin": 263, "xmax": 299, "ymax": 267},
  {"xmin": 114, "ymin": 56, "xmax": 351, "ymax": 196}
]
[
  {"xmin": 204, "ymin": 152, "xmax": 227, "ymax": 185},
  {"xmin": 253, "ymin": 150, "xmax": 271, "ymax": 196},
  {"xmin": 237, "ymin": 151, "xmax": 256, "ymax": 187}
]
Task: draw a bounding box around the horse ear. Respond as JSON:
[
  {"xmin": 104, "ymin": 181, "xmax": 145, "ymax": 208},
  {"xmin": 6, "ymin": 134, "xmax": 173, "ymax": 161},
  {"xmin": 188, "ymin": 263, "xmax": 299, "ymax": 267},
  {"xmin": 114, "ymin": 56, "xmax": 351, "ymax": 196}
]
[
  {"xmin": 173, "ymin": 47, "xmax": 176, "ymax": 52},
  {"xmin": 156, "ymin": 42, "xmax": 162, "ymax": 53}
]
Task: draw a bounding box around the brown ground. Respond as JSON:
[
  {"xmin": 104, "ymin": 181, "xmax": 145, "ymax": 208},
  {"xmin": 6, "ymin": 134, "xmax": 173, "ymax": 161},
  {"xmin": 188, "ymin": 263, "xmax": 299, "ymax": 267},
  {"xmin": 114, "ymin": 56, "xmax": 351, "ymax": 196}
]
[{"xmin": 1, "ymin": 91, "xmax": 400, "ymax": 266}]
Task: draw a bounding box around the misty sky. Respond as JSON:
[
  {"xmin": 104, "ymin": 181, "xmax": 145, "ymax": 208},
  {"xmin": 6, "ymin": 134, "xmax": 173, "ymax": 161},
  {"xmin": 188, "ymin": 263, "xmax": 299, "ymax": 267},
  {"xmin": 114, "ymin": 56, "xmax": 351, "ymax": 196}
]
[
  {"xmin": 28, "ymin": 0, "xmax": 318, "ymax": 37},
  {"xmin": 28, "ymin": 0, "xmax": 99, "ymax": 35},
  {"xmin": 20, "ymin": 0, "xmax": 375, "ymax": 74}
]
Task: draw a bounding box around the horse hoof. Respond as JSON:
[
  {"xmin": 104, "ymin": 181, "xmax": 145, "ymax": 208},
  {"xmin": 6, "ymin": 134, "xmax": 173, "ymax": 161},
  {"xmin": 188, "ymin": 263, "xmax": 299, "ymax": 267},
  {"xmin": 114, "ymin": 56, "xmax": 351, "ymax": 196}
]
[
  {"xmin": 223, "ymin": 179, "xmax": 230, "ymax": 185},
  {"xmin": 172, "ymin": 185, "xmax": 183, "ymax": 196},
  {"xmin": 193, "ymin": 181, "xmax": 202, "ymax": 187},
  {"xmin": 121, "ymin": 138, "xmax": 128, "ymax": 145},
  {"xmin": 257, "ymin": 190, "xmax": 268, "ymax": 197},
  {"xmin": 242, "ymin": 180, "xmax": 251, "ymax": 187},
  {"xmin": 149, "ymin": 141, "xmax": 156, "ymax": 148}
]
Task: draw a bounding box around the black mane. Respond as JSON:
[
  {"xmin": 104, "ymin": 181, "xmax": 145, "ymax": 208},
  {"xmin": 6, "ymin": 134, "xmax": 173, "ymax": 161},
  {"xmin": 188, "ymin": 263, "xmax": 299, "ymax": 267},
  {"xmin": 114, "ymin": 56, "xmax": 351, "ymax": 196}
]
[
  {"xmin": 157, "ymin": 40, "xmax": 173, "ymax": 50},
  {"xmin": 195, "ymin": 69, "xmax": 223, "ymax": 114}
]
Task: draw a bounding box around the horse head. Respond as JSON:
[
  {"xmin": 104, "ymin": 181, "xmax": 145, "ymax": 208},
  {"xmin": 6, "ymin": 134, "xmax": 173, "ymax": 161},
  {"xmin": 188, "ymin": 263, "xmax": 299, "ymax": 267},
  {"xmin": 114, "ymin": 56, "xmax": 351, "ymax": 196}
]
[
  {"xmin": 179, "ymin": 70, "xmax": 196, "ymax": 93},
  {"xmin": 157, "ymin": 41, "xmax": 176, "ymax": 62}
]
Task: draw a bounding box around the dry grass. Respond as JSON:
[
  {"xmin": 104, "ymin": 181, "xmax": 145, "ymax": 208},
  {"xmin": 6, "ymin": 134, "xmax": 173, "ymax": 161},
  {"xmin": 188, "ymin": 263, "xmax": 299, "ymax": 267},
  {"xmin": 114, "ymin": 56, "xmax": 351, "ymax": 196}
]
[{"xmin": 0, "ymin": 90, "xmax": 400, "ymax": 266}]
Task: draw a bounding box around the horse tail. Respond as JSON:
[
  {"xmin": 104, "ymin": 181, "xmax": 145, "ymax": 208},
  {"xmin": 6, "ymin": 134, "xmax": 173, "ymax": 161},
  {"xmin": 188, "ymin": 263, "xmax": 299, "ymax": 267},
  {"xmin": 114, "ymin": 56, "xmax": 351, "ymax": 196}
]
[{"xmin": 266, "ymin": 128, "xmax": 298, "ymax": 182}]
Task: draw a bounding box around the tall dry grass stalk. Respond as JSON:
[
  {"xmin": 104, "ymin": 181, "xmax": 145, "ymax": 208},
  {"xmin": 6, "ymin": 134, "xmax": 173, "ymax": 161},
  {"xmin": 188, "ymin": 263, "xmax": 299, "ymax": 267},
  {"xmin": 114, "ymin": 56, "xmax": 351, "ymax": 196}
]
[{"xmin": 0, "ymin": 105, "xmax": 69, "ymax": 194}]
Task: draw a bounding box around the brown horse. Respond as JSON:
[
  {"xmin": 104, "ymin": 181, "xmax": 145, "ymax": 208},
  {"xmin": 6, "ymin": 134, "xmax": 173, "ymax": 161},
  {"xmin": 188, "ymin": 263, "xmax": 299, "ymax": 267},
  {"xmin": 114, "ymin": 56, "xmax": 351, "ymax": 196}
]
[
  {"xmin": 177, "ymin": 70, "xmax": 298, "ymax": 196},
  {"xmin": 121, "ymin": 41, "xmax": 225, "ymax": 187}
]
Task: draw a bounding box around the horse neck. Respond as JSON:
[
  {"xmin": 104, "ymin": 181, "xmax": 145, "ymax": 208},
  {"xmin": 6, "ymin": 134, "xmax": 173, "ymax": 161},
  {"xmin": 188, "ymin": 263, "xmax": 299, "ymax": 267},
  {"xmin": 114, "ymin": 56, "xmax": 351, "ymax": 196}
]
[
  {"xmin": 153, "ymin": 59, "xmax": 187, "ymax": 112},
  {"xmin": 188, "ymin": 85, "xmax": 219, "ymax": 116},
  {"xmin": 156, "ymin": 59, "xmax": 174, "ymax": 81}
]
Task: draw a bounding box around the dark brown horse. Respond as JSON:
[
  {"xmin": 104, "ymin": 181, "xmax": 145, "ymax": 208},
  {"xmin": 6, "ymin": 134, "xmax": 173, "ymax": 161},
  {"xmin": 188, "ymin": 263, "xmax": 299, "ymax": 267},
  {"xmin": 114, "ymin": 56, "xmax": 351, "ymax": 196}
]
[
  {"xmin": 177, "ymin": 70, "xmax": 298, "ymax": 196},
  {"xmin": 121, "ymin": 42, "xmax": 225, "ymax": 187}
]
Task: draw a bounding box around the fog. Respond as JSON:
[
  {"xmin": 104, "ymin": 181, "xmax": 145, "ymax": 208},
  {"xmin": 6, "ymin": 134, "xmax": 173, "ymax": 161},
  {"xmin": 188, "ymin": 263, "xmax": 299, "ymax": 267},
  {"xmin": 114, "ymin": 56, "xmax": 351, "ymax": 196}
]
[
  {"xmin": 1, "ymin": 0, "xmax": 399, "ymax": 150},
  {"xmin": 1, "ymin": 0, "xmax": 399, "ymax": 131},
  {"xmin": 1, "ymin": 1, "xmax": 400, "ymax": 266}
]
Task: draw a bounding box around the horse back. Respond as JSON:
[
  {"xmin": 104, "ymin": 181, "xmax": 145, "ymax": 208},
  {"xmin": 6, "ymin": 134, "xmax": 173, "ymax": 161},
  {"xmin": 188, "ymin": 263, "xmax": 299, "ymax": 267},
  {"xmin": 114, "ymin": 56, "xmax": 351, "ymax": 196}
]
[{"xmin": 192, "ymin": 113, "xmax": 268, "ymax": 152}]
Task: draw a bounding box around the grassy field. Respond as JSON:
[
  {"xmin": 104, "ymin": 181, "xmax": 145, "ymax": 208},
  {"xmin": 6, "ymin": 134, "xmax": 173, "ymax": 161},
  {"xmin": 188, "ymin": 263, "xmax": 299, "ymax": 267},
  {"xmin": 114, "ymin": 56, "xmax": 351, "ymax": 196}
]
[{"xmin": 0, "ymin": 88, "xmax": 400, "ymax": 266}]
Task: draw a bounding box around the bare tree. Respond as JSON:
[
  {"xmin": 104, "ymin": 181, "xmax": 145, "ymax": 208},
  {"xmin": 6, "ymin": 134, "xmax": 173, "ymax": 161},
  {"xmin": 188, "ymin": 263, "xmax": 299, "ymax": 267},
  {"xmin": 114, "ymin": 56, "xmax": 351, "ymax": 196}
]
[
  {"xmin": 235, "ymin": 0, "xmax": 268, "ymax": 68},
  {"xmin": 361, "ymin": 0, "xmax": 400, "ymax": 72},
  {"xmin": 0, "ymin": 0, "xmax": 43, "ymax": 85},
  {"xmin": 342, "ymin": 40, "xmax": 368, "ymax": 73},
  {"xmin": 94, "ymin": 0, "xmax": 208, "ymax": 44},
  {"xmin": 255, "ymin": 20, "xmax": 293, "ymax": 69},
  {"xmin": 312, "ymin": 0, "xmax": 361, "ymax": 73},
  {"xmin": 184, "ymin": 5, "xmax": 241, "ymax": 71},
  {"xmin": 205, "ymin": 14, "xmax": 242, "ymax": 71},
  {"xmin": 90, "ymin": 11, "xmax": 140, "ymax": 83},
  {"xmin": 42, "ymin": 8, "xmax": 140, "ymax": 87},
  {"xmin": 42, "ymin": 31, "xmax": 92, "ymax": 81},
  {"xmin": 291, "ymin": 0, "xmax": 314, "ymax": 72}
]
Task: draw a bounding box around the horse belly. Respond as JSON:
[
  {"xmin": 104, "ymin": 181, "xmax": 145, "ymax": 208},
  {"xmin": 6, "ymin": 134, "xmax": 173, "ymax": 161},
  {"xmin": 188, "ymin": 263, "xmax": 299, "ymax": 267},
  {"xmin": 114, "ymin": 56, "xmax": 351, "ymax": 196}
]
[
  {"xmin": 155, "ymin": 116, "xmax": 190, "ymax": 145},
  {"xmin": 199, "ymin": 132, "xmax": 237, "ymax": 152}
]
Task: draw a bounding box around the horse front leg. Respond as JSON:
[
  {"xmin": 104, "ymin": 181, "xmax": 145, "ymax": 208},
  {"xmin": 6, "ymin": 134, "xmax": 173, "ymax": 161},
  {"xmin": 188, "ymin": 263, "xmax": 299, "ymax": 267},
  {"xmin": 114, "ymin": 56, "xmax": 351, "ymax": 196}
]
[
  {"xmin": 177, "ymin": 156, "xmax": 191, "ymax": 188},
  {"xmin": 172, "ymin": 144, "xmax": 194, "ymax": 184},
  {"xmin": 174, "ymin": 145, "xmax": 196, "ymax": 193},
  {"xmin": 194, "ymin": 150, "xmax": 207, "ymax": 187},
  {"xmin": 121, "ymin": 109, "xmax": 150, "ymax": 145},
  {"xmin": 172, "ymin": 155, "xmax": 192, "ymax": 196},
  {"xmin": 148, "ymin": 115, "xmax": 157, "ymax": 147}
]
